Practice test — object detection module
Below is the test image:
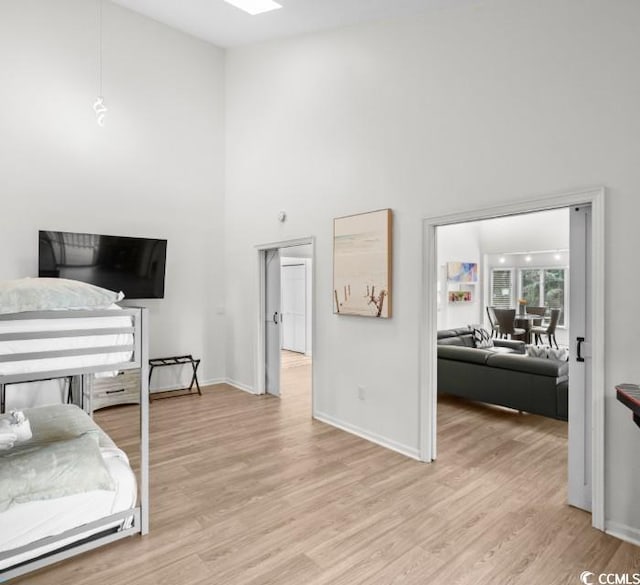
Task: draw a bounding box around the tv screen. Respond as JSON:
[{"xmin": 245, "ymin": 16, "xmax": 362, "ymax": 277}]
[{"xmin": 39, "ymin": 230, "xmax": 167, "ymax": 299}]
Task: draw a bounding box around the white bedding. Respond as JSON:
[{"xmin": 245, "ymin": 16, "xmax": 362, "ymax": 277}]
[
  {"xmin": 0, "ymin": 444, "xmax": 137, "ymax": 570},
  {"xmin": 0, "ymin": 310, "xmax": 134, "ymax": 378}
]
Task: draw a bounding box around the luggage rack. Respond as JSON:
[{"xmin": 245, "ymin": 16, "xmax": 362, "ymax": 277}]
[{"xmin": 148, "ymin": 355, "xmax": 201, "ymax": 400}]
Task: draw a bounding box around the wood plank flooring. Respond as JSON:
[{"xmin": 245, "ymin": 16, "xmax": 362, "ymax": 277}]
[{"xmin": 13, "ymin": 357, "xmax": 639, "ymax": 584}]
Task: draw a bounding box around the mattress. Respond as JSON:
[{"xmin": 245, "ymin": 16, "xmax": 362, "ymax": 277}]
[
  {"xmin": 0, "ymin": 310, "xmax": 134, "ymax": 378},
  {"xmin": 0, "ymin": 442, "xmax": 137, "ymax": 570}
]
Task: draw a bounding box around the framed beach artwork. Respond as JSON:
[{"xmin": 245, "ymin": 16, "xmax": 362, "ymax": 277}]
[
  {"xmin": 446, "ymin": 261, "xmax": 478, "ymax": 283},
  {"xmin": 333, "ymin": 209, "xmax": 392, "ymax": 318}
]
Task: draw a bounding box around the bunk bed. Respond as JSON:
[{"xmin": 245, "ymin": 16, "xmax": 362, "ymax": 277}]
[{"xmin": 0, "ymin": 304, "xmax": 149, "ymax": 581}]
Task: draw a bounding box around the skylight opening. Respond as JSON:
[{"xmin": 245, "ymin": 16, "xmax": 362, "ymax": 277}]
[{"xmin": 223, "ymin": 0, "xmax": 282, "ymax": 15}]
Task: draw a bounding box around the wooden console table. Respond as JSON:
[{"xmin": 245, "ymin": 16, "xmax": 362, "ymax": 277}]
[{"xmin": 148, "ymin": 355, "xmax": 202, "ymax": 400}]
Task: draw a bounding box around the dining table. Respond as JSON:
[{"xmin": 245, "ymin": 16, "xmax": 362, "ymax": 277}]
[{"xmin": 514, "ymin": 313, "xmax": 544, "ymax": 344}]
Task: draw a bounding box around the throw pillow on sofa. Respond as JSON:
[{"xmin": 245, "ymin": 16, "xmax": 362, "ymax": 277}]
[
  {"xmin": 526, "ymin": 345, "xmax": 569, "ymax": 361},
  {"xmin": 472, "ymin": 328, "xmax": 494, "ymax": 349},
  {"xmin": 548, "ymin": 347, "xmax": 569, "ymax": 362},
  {"xmin": 526, "ymin": 344, "xmax": 548, "ymax": 359}
]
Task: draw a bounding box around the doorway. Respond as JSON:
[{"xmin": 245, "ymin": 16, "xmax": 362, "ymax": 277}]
[
  {"xmin": 280, "ymin": 246, "xmax": 313, "ymax": 405},
  {"xmin": 257, "ymin": 238, "xmax": 314, "ymax": 413},
  {"xmin": 421, "ymin": 188, "xmax": 605, "ymax": 530}
]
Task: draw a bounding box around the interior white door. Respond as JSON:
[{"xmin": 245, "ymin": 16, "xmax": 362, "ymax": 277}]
[
  {"xmin": 281, "ymin": 264, "xmax": 306, "ymax": 353},
  {"xmin": 568, "ymin": 204, "xmax": 592, "ymax": 511},
  {"xmin": 265, "ymin": 249, "xmax": 281, "ymax": 396}
]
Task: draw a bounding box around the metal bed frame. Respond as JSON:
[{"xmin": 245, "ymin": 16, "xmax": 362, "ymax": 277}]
[{"xmin": 0, "ymin": 307, "xmax": 149, "ymax": 581}]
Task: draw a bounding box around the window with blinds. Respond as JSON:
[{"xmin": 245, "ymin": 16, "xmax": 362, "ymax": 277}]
[{"xmin": 491, "ymin": 269, "xmax": 513, "ymax": 308}]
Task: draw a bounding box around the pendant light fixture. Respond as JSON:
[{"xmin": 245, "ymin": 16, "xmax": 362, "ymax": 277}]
[{"xmin": 93, "ymin": 0, "xmax": 107, "ymax": 127}]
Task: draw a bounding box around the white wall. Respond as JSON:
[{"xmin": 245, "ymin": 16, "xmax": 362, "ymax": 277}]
[
  {"xmin": 0, "ymin": 0, "xmax": 227, "ymax": 388},
  {"xmin": 437, "ymin": 222, "xmax": 482, "ymax": 330},
  {"xmin": 225, "ymin": 0, "xmax": 640, "ymax": 536},
  {"xmin": 478, "ymin": 208, "xmax": 570, "ymax": 254}
]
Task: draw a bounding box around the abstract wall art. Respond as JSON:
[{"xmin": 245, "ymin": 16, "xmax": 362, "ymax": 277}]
[{"xmin": 446, "ymin": 261, "xmax": 478, "ymax": 283}]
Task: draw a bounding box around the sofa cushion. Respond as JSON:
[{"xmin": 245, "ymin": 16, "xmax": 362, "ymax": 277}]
[
  {"xmin": 437, "ymin": 329, "xmax": 456, "ymax": 340},
  {"xmin": 485, "ymin": 346, "xmax": 518, "ymax": 355},
  {"xmin": 486, "ymin": 353, "xmax": 569, "ymax": 378},
  {"xmin": 437, "ymin": 345, "xmax": 491, "ymax": 364},
  {"xmin": 437, "ymin": 328, "xmax": 475, "ymax": 348},
  {"xmin": 493, "ymin": 339, "xmax": 526, "ymax": 353}
]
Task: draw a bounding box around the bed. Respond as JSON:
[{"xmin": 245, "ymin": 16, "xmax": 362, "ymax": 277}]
[{"xmin": 0, "ymin": 279, "xmax": 149, "ymax": 581}]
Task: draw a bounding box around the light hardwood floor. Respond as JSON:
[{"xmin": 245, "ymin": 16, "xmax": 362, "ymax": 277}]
[{"xmin": 14, "ymin": 357, "xmax": 639, "ymax": 584}]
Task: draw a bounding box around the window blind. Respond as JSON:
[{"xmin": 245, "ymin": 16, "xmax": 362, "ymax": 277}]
[{"xmin": 491, "ymin": 269, "xmax": 512, "ymax": 308}]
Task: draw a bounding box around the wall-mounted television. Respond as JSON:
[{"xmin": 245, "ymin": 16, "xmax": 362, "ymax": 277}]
[{"xmin": 39, "ymin": 230, "xmax": 167, "ymax": 299}]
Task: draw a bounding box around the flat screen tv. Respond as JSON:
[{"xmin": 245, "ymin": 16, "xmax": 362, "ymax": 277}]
[{"xmin": 39, "ymin": 230, "xmax": 167, "ymax": 299}]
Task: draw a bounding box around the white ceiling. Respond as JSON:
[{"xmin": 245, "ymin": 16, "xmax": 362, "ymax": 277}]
[{"xmin": 110, "ymin": 0, "xmax": 476, "ymax": 48}]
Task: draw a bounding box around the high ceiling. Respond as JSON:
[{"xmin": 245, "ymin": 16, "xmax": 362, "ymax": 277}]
[{"xmin": 110, "ymin": 0, "xmax": 477, "ymax": 48}]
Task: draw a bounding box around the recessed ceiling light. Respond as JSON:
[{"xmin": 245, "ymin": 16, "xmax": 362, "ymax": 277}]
[
  {"xmin": 223, "ymin": 0, "xmax": 282, "ymax": 15},
  {"xmin": 499, "ymin": 257, "xmax": 506, "ymax": 264},
  {"xmin": 525, "ymin": 255, "xmax": 532, "ymax": 262}
]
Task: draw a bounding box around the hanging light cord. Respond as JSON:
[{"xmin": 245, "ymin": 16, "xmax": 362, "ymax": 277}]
[
  {"xmin": 93, "ymin": 0, "xmax": 107, "ymax": 126},
  {"xmin": 97, "ymin": 0, "xmax": 102, "ymax": 97}
]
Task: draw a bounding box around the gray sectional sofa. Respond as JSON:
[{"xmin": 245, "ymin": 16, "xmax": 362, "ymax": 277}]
[{"xmin": 437, "ymin": 327, "xmax": 568, "ymax": 420}]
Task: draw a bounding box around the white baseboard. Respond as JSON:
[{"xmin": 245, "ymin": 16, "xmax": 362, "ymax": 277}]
[
  {"xmin": 314, "ymin": 410, "xmax": 421, "ymax": 461},
  {"xmin": 149, "ymin": 377, "xmax": 225, "ymax": 394},
  {"xmin": 150, "ymin": 378, "xmax": 259, "ymax": 395},
  {"xmin": 224, "ymin": 378, "xmax": 257, "ymax": 395},
  {"xmin": 605, "ymin": 520, "xmax": 640, "ymax": 547}
]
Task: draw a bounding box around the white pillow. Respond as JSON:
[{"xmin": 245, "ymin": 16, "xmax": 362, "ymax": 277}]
[
  {"xmin": 526, "ymin": 345, "xmax": 569, "ymax": 361},
  {"xmin": 0, "ymin": 278, "xmax": 124, "ymax": 315},
  {"xmin": 548, "ymin": 347, "xmax": 569, "ymax": 362},
  {"xmin": 526, "ymin": 344, "xmax": 548, "ymax": 358}
]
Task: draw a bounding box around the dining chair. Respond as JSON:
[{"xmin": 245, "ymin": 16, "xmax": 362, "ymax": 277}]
[
  {"xmin": 493, "ymin": 308, "xmax": 526, "ymax": 341},
  {"xmin": 486, "ymin": 306, "xmax": 500, "ymax": 338},
  {"xmin": 525, "ymin": 306, "xmax": 547, "ymax": 326},
  {"xmin": 531, "ymin": 308, "xmax": 561, "ymax": 348}
]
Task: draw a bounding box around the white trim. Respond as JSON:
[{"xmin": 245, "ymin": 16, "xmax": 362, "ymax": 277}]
[
  {"xmin": 225, "ymin": 378, "xmax": 257, "ymax": 394},
  {"xmin": 605, "ymin": 521, "xmax": 640, "ymax": 548},
  {"xmin": 419, "ymin": 216, "xmax": 438, "ymax": 462},
  {"xmin": 256, "ymin": 250, "xmax": 267, "ymax": 395},
  {"xmin": 420, "ymin": 186, "xmax": 606, "ymax": 531},
  {"xmin": 314, "ymin": 410, "xmax": 421, "ymax": 461},
  {"xmin": 255, "ymin": 237, "xmax": 314, "ymax": 251},
  {"xmin": 149, "ymin": 377, "xmax": 225, "ymax": 393},
  {"xmin": 590, "ymin": 190, "xmax": 606, "ymax": 531}
]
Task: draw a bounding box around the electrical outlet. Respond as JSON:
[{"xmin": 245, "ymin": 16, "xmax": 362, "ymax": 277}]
[{"xmin": 358, "ymin": 385, "xmax": 365, "ymax": 400}]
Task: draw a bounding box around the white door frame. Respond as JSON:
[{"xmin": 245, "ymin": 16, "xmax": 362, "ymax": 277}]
[
  {"xmin": 420, "ymin": 186, "xmax": 605, "ymax": 531},
  {"xmin": 255, "ymin": 237, "xmax": 315, "ymax": 408}
]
